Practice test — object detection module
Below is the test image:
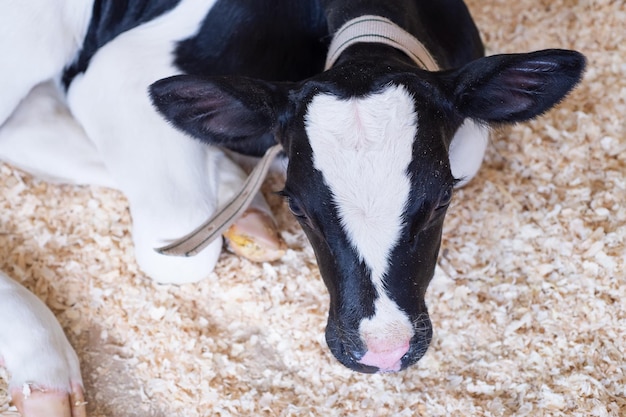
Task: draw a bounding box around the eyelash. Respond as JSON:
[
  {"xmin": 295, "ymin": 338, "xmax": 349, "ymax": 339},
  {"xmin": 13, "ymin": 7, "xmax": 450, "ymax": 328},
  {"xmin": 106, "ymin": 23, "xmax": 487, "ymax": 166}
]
[
  {"xmin": 436, "ymin": 188, "xmax": 453, "ymax": 210},
  {"xmin": 277, "ymin": 190, "xmax": 307, "ymax": 219},
  {"xmin": 288, "ymin": 198, "xmax": 306, "ymax": 218}
]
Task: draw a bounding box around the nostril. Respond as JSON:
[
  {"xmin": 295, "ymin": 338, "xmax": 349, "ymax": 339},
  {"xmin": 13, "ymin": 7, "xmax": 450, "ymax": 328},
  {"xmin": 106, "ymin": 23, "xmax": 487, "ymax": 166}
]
[{"xmin": 358, "ymin": 339, "xmax": 410, "ymax": 372}]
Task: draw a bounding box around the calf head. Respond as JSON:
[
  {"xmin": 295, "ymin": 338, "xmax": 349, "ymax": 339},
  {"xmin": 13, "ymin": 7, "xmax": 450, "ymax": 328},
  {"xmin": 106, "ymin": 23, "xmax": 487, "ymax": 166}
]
[{"xmin": 150, "ymin": 49, "xmax": 585, "ymax": 373}]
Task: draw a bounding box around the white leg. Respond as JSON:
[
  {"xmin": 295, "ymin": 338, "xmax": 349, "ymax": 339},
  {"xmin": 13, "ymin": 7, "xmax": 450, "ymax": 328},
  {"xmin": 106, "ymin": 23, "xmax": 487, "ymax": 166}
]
[
  {"xmin": 68, "ymin": 75, "xmax": 224, "ymax": 283},
  {"xmin": 0, "ymin": 272, "xmax": 85, "ymax": 417},
  {"xmin": 449, "ymin": 119, "xmax": 490, "ymax": 188},
  {"xmin": 0, "ymin": 81, "xmax": 115, "ymax": 188},
  {"xmin": 0, "ymin": 0, "xmax": 92, "ymax": 126}
]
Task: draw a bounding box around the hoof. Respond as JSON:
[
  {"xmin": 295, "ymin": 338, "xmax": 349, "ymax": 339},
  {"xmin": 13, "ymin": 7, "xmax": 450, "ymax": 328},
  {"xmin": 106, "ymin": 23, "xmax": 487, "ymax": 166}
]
[
  {"xmin": 11, "ymin": 381, "xmax": 86, "ymax": 417},
  {"xmin": 224, "ymin": 208, "xmax": 286, "ymax": 262}
]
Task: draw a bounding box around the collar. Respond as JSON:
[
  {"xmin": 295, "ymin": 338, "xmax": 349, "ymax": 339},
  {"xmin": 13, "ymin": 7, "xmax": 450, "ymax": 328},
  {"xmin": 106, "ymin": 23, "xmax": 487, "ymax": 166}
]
[{"xmin": 325, "ymin": 15, "xmax": 439, "ymax": 71}]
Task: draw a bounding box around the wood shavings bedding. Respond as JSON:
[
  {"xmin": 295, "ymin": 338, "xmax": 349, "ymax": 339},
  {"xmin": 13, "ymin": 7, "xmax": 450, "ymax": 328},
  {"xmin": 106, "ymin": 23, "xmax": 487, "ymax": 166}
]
[{"xmin": 1, "ymin": 0, "xmax": 624, "ymax": 415}]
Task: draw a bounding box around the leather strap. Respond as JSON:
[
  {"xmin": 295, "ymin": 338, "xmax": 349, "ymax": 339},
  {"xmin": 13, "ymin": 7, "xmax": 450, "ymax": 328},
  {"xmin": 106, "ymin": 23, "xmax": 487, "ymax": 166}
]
[
  {"xmin": 325, "ymin": 15, "xmax": 439, "ymax": 71},
  {"xmin": 155, "ymin": 144, "xmax": 283, "ymax": 256}
]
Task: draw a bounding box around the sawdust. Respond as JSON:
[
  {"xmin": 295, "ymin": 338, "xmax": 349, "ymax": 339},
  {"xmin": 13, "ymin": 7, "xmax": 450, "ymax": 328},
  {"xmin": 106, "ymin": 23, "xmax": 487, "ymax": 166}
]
[{"xmin": 1, "ymin": 0, "xmax": 624, "ymax": 416}]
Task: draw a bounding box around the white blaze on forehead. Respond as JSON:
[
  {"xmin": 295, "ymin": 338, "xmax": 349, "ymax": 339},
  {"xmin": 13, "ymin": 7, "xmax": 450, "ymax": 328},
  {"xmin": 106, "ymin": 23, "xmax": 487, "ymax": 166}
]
[
  {"xmin": 305, "ymin": 84, "xmax": 416, "ymax": 285},
  {"xmin": 305, "ymin": 84, "xmax": 417, "ymax": 345}
]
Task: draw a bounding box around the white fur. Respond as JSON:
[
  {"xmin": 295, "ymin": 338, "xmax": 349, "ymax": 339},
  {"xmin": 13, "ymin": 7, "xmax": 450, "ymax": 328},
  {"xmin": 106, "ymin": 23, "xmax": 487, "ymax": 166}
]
[
  {"xmin": 305, "ymin": 85, "xmax": 417, "ymax": 346},
  {"xmin": 0, "ymin": 81, "xmax": 115, "ymax": 187},
  {"xmin": 0, "ymin": 271, "xmax": 82, "ymax": 392},
  {"xmin": 0, "ymin": 0, "xmax": 93, "ymax": 125},
  {"xmin": 449, "ymin": 119, "xmax": 490, "ymax": 187},
  {"xmin": 358, "ymin": 296, "xmax": 414, "ymax": 353}
]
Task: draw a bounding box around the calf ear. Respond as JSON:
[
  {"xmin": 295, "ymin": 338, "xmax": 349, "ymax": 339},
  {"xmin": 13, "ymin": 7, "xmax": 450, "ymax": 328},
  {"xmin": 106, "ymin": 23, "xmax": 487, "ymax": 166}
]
[
  {"xmin": 150, "ymin": 75, "xmax": 289, "ymax": 156},
  {"xmin": 448, "ymin": 49, "xmax": 586, "ymax": 123}
]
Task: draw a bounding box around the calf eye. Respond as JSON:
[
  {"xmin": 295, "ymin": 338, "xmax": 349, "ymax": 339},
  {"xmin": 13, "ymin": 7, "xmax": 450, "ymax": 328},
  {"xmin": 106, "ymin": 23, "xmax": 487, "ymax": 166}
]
[{"xmin": 287, "ymin": 198, "xmax": 307, "ymax": 218}]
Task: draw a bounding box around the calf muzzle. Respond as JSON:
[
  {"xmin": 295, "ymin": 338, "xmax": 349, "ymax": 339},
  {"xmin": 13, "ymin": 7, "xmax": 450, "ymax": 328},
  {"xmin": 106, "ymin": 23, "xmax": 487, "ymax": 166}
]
[{"xmin": 325, "ymin": 313, "xmax": 433, "ymax": 373}]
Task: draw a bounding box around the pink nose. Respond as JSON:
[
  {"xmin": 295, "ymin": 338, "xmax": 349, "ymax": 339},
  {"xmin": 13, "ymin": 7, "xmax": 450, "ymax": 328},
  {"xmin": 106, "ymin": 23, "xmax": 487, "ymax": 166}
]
[{"xmin": 358, "ymin": 339, "xmax": 411, "ymax": 372}]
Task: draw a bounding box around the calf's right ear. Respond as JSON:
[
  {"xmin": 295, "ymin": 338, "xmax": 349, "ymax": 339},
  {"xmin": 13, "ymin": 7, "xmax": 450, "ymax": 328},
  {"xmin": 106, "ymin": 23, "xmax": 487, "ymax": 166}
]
[{"xmin": 150, "ymin": 75, "xmax": 290, "ymax": 157}]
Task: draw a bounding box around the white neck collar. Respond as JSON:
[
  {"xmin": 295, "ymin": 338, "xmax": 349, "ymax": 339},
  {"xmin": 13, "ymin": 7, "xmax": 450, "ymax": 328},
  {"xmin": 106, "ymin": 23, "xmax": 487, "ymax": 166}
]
[{"xmin": 325, "ymin": 15, "xmax": 439, "ymax": 71}]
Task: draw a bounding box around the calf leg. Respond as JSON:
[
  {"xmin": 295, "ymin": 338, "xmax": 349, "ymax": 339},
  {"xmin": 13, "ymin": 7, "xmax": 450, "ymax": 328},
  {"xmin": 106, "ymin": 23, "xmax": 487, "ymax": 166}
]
[
  {"xmin": 0, "ymin": 272, "xmax": 85, "ymax": 417},
  {"xmin": 0, "ymin": 81, "xmax": 115, "ymax": 188},
  {"xmin": 69, "ymin": 65, "xmax": 224, "ymax": 283}
]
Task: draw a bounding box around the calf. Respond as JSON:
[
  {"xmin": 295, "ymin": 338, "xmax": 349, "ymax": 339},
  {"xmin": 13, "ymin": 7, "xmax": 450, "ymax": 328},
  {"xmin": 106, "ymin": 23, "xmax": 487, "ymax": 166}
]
[
  {"xmin": 0, "ymin": 1, "xmax": 584, "ymax": 414},
  {"xmin": 150, "ymin": 0, "xmax": 585, "ymax": 373}
]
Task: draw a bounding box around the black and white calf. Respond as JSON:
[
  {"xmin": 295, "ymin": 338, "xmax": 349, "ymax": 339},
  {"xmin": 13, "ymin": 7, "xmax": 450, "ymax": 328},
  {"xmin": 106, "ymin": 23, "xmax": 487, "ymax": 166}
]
[
  {"xmin": 1, "ymin": 0, "xmax": 584, "ymax": 414},
  {"xmin": 149, "ymin": 0, "xmax": 584, "ymax": 374}
]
